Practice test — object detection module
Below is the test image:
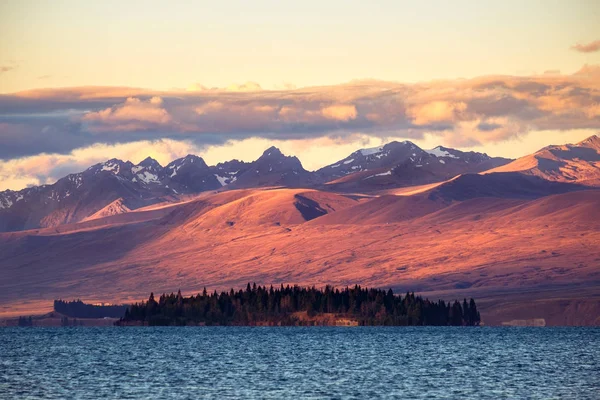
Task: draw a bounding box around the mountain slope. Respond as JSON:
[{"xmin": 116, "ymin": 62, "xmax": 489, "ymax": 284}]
[
  {"xmin": 484, "ymin": 134, "xmax": 600, "ymax": 186},
  {"xmin": 1, "ymin": 188, "xmax": 598, "ymax": 325},
  {"xmin": 424, "ymin": 172, "xmax": 588, "ymax": 201}
]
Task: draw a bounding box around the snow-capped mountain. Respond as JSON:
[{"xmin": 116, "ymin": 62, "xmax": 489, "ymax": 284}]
[
  {"xmin": 317, "ymin": 141, "xmax": 511, "ymax": 190},
  {"xmin": 0, "ymin": 142, "xmax": 511, "ymax": 231},
  {"xmin": 316, "ymin": 141, "xmax": 427, "ymax": 180},
  {"xmin": 0, "ymin": 155, "xmax": 222, "ymax": 232},
  {"xmin": 0, "ymin": 147, "xmax": 315, "ymax": 232}
]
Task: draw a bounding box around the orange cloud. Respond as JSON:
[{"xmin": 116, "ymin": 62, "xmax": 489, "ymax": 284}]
[
  {"xmin": 82, "ymin": 97, "xmax": 171, "ymax": 131},
  {"xmin": 408, "ymin": 101, "xmax": 467, "ymax": 125},
  {"xmin": 14, "ymin": 86, "xmax": 157, "ymax": 100},
  {"xmin": 321, "ymin": 104, "xmax": 357, "ymax": 121},
  {"xmin": 571, "ymin": 40, "xmax": 600, "ymax": 53},
  {"xmin": 2, "ymin": 66, "xmax": 600, "ymax": 160}
]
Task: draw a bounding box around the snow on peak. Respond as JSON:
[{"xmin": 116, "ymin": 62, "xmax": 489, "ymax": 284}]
[
  {"xmin": 101, "ymin": 161, "xmax": 121, "ymax": 174},
  {"xmin": 426, "ymin": 146, "xmax": 459, "ymax": 159},
  {"xmin": 359, "ymin": 146, "xmax": 384, "ymax": 156}
]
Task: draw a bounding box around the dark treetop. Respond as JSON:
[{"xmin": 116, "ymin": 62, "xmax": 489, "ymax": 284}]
[{"xmin": 54, "ymin": 299, "xmax": 129, "ymax": 319}]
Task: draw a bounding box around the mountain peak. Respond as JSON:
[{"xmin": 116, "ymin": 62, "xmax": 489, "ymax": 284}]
[
  {"xmin": 138, "ymin": 157, "xmax": 162, "ymax": 168},
  {"xmin": 384, "ymin": 140, "xmax": 419, "ymax": 151},
  {"xmin": 94, "ymin": 158, "xmax": 127, "ymax": 174},
  {"xmin": 261, "ymin": 146, "xmax": 284, "ymax": 158},
  {"xmin": 578, "ymin": 134, "xmax": 600, "ymax": 149},
  {"xmin": 181, "ymin": 154, "xmax": 207, "ymax": 166}
]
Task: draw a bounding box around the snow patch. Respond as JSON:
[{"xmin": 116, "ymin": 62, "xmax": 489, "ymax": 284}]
[
  {"xmin": 0, "ymin": 197, "xmax": 13, "ymax": 209},
  {"xmin": 359, "ymin": 146, "xmax": 383, "ymax": 156},
  {"xmin": 137, "ymin": 171, "xmax": 160, "ymax": 184},
  {"xmin": 69, "ymin": 174, "xmax": 83, "ymax": 188},
  {"xmin": 101, "ymin": 162, "xmax": 120, "ymax": 174},
  {"xmin": 364, "ymin": 171, "xmax": 392, "ymax": 179},
  {"xmin": 426, "ymin": 146, "xmax": 459, "ymax": 159},
  {"xmin": 343, "ymin": 158, "xmax": 355, "ymax": 164},
  {"xmin": 214, "ymin": 175, "xmax": 228, "ymax": 186}
]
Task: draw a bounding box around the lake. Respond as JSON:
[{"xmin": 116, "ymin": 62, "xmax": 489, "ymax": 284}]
[{"xmin": 1, "ymin": 327, "xmax": 598, "ymax": 399}]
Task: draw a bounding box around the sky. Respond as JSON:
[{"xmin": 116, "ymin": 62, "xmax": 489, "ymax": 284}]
[{"xmin": 0, "ymin": 0, "xmax": 599, "ymax": 190}]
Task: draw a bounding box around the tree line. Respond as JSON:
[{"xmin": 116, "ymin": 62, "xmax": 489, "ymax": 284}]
[
  {"xmin": 118, "ymin": 284, "xmax": 481, "ymax": 326},
  {"xmin": 54, "ymin": 299, "xmax": 128, "ymax": 319}
]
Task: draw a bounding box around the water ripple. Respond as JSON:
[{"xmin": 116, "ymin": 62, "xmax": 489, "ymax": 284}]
[{"xmin": 0, "ymin": 327, "xmax": 598, "ymax": 399}]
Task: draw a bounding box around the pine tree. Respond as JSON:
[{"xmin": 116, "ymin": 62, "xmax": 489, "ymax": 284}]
[{"xmin": 469, "ymin": 298, "xmax": 480, "ymax": 326}]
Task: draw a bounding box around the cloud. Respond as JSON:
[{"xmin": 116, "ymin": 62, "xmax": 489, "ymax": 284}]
[
  {"xmin": 0, "ymin": 60, "xmax": 19, "ymax": 74},
  {"xmin": 571, "ymin": 40, "xmax": 600, "ymax": 53},
  {"xmin": 321, "ymin": 104, "xmax": 357, "ymax": 121},
  {"xmin": 186, "ymin": 81, "xmax": 263, "ymax": 92},
  {"xmin": 0, "ymin": 66, "xmax": 599, "ymax": 159},
  {"xmin": 226, "ymin": 81, "xmax": 262, "ymax": 92},
  {"xmin": 81, "ymin": 97, "xmax": 171, "ymax": 131},
  {"xmin": 408, "ymin": 101, "xmax": 467, "ymax": 125}
]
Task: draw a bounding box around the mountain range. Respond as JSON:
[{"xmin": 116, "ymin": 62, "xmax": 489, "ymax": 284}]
[
  {"xmin": 0, "ymin": 141, "xmax": 511, "ymax": 232},
  {"xmin": 0, "ymin": 135, "xmax": 599, "ymax": 326}
]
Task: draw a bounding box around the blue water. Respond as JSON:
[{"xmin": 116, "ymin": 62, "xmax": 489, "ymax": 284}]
[{"xmin": 1, "ymin": 327, "xmax": 599, "ymax": 399}]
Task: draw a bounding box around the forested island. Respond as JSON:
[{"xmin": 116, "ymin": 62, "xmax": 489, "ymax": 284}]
[{"xmin": 118, "ymin": 284, "xmax": 481, "ymax": 326}]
